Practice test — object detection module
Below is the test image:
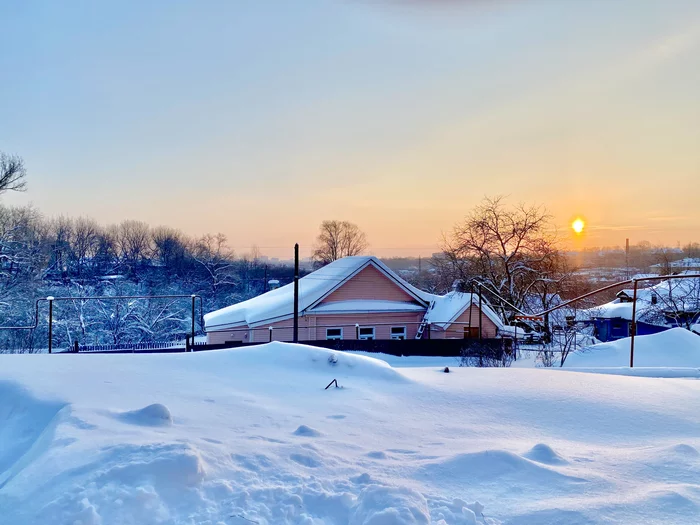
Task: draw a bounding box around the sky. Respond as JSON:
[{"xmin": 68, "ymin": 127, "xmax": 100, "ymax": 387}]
[{"xmin": 1, "ymin": 0, "xmax": 699, "ymax": 258}]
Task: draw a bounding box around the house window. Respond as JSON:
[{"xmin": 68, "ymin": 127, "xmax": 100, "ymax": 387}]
[
  {"xmin": 464, "ymin": 327, "xmax": 479, "ymax": 339},
  {"xmin": 390, "ymin": 326, "xmax": 407, "ymax": 340},
  {"xmin": 358, "ymin": 327, "xmax": 375, "ymax": 340},
  {"xmin": 326, "ymin": 328, "xmax": 343, "ymax": 340}
]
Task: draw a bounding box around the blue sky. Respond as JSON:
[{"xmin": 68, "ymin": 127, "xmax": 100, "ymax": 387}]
[{"xmin": 1, "ymin": 0, "xmax": 699, "ymax": 257}]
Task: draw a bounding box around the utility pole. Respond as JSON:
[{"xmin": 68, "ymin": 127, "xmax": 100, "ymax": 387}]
[
  {"xmin": 191, "ymin": 294, "xmax": 196, "ymax": 351},
  {"xmin": 626, "ymin": 238, "xmax": 630, "ymax": 280},
  {"xmin": 263, "ymin": 265, "xmax": 268, "ymax": 293},
  {"xmin": 47, "ymin": 296, "xmax": 54, "ymax": 354},
  {"xmin": 478, "ymin": 285, "xmax": 483, "ymax": 340},
  {"xmin": 293, "ymin": 244, "xmax": 299, "ymax": 343},
  {"xmin": 468, "ymin": 282, "xmax": 474, "ymax": 337}
]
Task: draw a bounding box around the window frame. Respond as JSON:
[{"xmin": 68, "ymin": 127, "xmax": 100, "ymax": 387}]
[
  {"xmin": 325, "ymin": 327, "xmax": 343, "ymax": 340},
  {"xmin": 358, "ymin": 326, "xmax": 375, "ymax": 340},
  {"xmin": 390, "ymin": 326, "xmax": 407, "ymax": 340}
]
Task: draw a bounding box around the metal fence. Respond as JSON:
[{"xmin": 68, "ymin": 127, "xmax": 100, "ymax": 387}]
[
  {"xmin": 190, "ymin": 337, "xmax": 507, "ymax": 359},
  {"xmin": 76, "ymin": 341, "xmax": 185, "ymax": 353}
]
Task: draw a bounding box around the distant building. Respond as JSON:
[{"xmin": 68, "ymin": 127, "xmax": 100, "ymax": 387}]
[
  {"xmin": 581, "ymin": 276, "xmax": 700, "ymax": 342},
  {"xmin": 651, "ymin": 258, "xmax": 700, "ymax": 275}
]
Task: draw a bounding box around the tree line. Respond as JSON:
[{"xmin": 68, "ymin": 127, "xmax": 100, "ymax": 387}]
[
  {"xmin": 0, "ymin": 154, "xmax": 298, "ymax": 353},
  {"xmin": 0, "ymin": 209, "xmax": 299, "ymax": 352}
]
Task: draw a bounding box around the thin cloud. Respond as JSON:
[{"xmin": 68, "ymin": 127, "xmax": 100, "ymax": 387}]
[
  {"xmin": 647, "ymin": 215, "xmax": 689, "ymax": 222},
  {"xmin": 626, "ymin": 23, "xmax": 700, "ymax": 78}
]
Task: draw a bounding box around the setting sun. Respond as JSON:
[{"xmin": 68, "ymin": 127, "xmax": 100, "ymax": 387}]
[{"xmin": 572, "ymin": 218, "xmax": 585, "ymax": 234}]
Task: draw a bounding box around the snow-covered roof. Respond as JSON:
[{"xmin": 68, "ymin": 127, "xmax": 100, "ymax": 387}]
[
  {"xmin": 583, "ymin": 300, "xmax": 635, "ymax": 321},
  {"xmin": 581, "ymin": 275, "xmax": 700, "ymax": 322},
  {"xmin": 421, "ymin": 291, "xmax": 504, "ymax": 330},
  {"xmin": 651, "ymin": 258, "xmax": 700, "ymax": 269},
  {"xmin": 204, "ymin": 256, "xmax": 505, "ymax": 331},
  {"xmin": 204, "ymin": 256, "xmax": 430, "ymax": 330}
]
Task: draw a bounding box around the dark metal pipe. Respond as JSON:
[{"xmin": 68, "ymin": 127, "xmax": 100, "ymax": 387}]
[{"xmin": 293, "ymin": 243, "xmax": 299, "ymax": 343}]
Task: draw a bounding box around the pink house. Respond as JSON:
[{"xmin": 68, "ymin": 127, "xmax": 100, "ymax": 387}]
[{"xmin": 204, "ymin": 256, "xmax": 504, "ymax": 344}]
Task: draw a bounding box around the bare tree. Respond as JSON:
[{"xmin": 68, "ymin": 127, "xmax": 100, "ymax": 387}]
[
  {"xmin": 312, "ymin": 220, "xmax": 368, "ymax": 266},
  {"xmin": 47, "ymin": 216, "xmax": 74, "ymax": 279},
  {"xmin": 192, "ymin": 233, "xmax": 238, "ymax": 295},
  {"xmin": 441, "ymin": 196, "xmax": 563, "ymax": 319},
  {"xmin": 641, "ymin": 277, "xmax": 700, "ymax": 330},
  {"xmin": 0, "ymin": 153, "xmax": 27, "ymax": 194},
  {"xmin": 152, "ymin": 226, "xmax": 188, "ymax": 271},
  {"xmin": 116, "ymin": 220, "xmax": 151, "ymax": 265},
  {"xmin": 72, "ymin": 217, "xmax": 101, "ymax": 275},
  {"xmin": 537, "ymin": 306, "xmax": 597, "ymax": 367}
]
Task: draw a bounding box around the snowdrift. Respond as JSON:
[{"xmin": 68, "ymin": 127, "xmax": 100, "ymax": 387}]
[
  {"xmin": 1, "ymin": 342, "xmax": 700, "ymax": 524},
  {"xmin": 564, "ymin": 327, "xmax": 700, "ymax": 368}
]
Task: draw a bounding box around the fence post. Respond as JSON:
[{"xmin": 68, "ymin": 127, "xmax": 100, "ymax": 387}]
[
  {"xmin": 269, "ymin": 326, "xmax": 273, "ymax": 342},
  {"xmin": 630, "ymin": 279, "xmax": 638, "ymax": 367},
  {"xmin": 47, "ymin": 296, "xmax": 54, "ymax": 354},
  {"xmin": 73, "ymin": 340, "xmax": 79, "ymax": 353},
  {"xmin": 186, "ymin": 335, "xmax": 190, "ymax": 352},
  {"xmin": 355, "ymin": 323, "xmax": 360, "ymax": 340}
]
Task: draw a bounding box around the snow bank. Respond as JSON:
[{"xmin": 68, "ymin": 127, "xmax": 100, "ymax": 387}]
[
  {"xmin": 564, "ymin": 327, "xmax": 700, "ymax": 368},
  {"xmin": 1, "ymin": 343, "xmax": 700, "ymax": 524},
  {"xmin": 194, "ymin": 341, "xmax": 407, "ymax": 383}
]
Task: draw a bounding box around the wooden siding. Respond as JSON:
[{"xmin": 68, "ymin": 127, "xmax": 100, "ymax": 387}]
[
  {"xmin": 207, "ymin": 312, "xmax": 425, "ymax": 343},
  {"xmin": 207, "ymin": 329, "xmax": 245, "ymax": 344},
  {"xmin": 320, "ymin": 264, "xmax": 419, "ymax": 305},
  {"xmin": 206, "ymin": 306, "xmax": 501, "ymax": 343},
  {"xmin": 441, "ymin": 304, "xmax": 499, "ymax": 339},
  {"xmin": 306, "ymin": 313, "xmax": 425, "ymax": 340}
]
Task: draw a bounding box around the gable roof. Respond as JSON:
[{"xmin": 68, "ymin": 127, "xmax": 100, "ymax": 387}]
[
  {"xmin": 422, "ymin": 291, "xmax": 504, "ymax": 330},
  {"xmin": 204, "ymin": 256, "xmax": 428, "ymax": 330}
]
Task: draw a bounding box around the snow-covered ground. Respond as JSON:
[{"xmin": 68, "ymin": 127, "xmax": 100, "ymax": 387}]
[
  {"xmin": 564, "ymin": 327, "xmax": 700, "ymax": 368},
  {"xmin": 2, "ymin": 343, "xmax": 700, "ymax": 524}
]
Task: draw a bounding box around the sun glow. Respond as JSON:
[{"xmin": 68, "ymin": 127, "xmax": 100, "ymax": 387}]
[{"xmin": 572, "ymin": 218, "xmax": 585, "ymax": 234}]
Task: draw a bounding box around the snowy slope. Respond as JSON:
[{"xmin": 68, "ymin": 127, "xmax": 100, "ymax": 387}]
[
  {"xmin": 1, "ymin": 344, "xmax": 700, "ymax": 524},
  {"xmin": 564, "ymin": 327, "xmax": 700, "ymax": 368}
]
